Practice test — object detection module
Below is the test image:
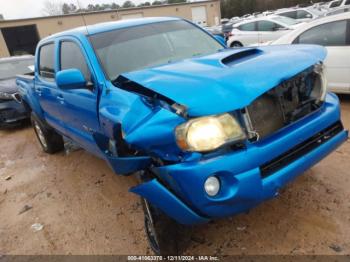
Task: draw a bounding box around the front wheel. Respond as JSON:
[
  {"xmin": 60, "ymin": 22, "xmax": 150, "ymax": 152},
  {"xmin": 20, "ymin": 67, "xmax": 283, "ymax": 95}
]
[
  {"xmin": 142, "ymin": 198, "xmax": 181, "ymax": 255},
  {"xmin": 31, "ymin": 114, "xmax": 64, "ymax": 154},
  {"xmin": 230, "ymin": 41, "xmax": 243, "ymax": 48}
]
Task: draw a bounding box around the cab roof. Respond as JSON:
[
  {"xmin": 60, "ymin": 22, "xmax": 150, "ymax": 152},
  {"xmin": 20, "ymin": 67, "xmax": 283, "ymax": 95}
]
[{"xmin": 42, "ymin": 17, "xmax": 181, "ymax": 42}]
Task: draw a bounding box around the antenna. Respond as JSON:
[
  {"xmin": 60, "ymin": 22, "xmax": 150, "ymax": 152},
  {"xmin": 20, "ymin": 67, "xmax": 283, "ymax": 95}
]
[{"xmin": 75, "ymin": 0, "xmax": 90, "ymax": 34}]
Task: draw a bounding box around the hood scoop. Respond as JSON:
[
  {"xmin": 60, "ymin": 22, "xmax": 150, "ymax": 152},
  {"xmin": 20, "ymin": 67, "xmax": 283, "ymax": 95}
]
[{"xmin": 222, "ymin": 48, "xmax": 263, "ymax": 66}]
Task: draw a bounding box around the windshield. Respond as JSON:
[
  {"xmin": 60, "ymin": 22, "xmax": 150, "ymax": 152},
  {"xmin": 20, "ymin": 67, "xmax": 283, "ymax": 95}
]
[
  {"xmin": 89, "ymin": 20, "xmax": 223, "ymax": 80},
  {"xmin": 272, "ymin": 16, "xmax": 300, "ymax": 26},
  {"xmin": 0, "ymin": 58, "xmax": 34, "ymax": 79}
]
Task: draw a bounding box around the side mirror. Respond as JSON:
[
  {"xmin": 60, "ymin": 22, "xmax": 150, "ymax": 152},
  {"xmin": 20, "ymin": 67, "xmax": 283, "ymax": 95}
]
[
  {"xmin": 56, "ymin": 69, "xmax": 86, "ymax": 89},
  {"xmin": 214, "ymin": 35, "xmax": 226, "ymax": 46}
]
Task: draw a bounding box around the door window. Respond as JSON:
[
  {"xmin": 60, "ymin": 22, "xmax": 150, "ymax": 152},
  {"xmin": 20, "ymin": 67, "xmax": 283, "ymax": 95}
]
[
  {"xmin": 279, "ymin": 11, "xmax": 297, "ymax": 19},
  {"xmin": 60, "ymin": 41, "xmax": 91, "ymax": 81},
  {"xmin": 257, "ymin": 21, "xmax": 282, "ymax": 31},
  {"xmin": 39, "ymin": 43, "xmax": 55, "ymax": 80},
  {"xmin": 239, "ymin": 22, "xmax": 256, "ymax": 31},
  {"xmin": 295, "ymin": 20, "xmax": 348, "ymax": 46}
]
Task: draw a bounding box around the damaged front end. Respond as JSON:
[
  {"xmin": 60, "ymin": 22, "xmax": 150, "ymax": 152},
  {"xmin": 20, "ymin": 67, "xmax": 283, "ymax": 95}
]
[{"xmin": 95, "ymin": 44, "xmax": 347, "ymax": 224}]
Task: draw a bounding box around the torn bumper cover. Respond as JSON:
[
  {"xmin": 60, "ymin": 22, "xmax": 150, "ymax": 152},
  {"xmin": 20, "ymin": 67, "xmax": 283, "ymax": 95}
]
[{"xmin": 130, "ymin": 93, "xmax": 348, "ymax": 225}]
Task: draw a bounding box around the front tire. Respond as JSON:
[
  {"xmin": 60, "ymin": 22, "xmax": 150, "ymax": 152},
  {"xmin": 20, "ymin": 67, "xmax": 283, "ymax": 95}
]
[
  {"xmin": 31, "ymin": 114, "xmax": 64, "ymax": 154},
  {"xmin": 230, "ymin": 41, "xmax": 243, "ymax": 48},
  {"xmin": 142, "ymin": 198, "xmax": 181, "ymax": 255},
  {"xmin": 139, "ymin": 171, "xmax": 192, "ymax": 255}
]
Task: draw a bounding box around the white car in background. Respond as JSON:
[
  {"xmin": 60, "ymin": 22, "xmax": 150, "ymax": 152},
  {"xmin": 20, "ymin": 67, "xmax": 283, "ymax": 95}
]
[
  {"xmin": 227, "ymin": 15, "xmax": 303, "ymax": 47},
  {"xmin": 273, "ymin": 13, "xmax": 350, "ymax": 94},
  {"xmin": 275, "ymin": 7, "xmax": 326, "ymax": 22},
  {"xmin": 325, "ymin": 5, "xmax": 350, "ymax": 16},
  {"xmin": 326, "ymin": 0, "xmax": 350, "ymax": 9}
]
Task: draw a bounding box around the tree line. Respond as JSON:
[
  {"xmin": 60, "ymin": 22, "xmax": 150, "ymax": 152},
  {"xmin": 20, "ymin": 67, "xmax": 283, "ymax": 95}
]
[{"xmin": 221, "ymin": 0, "xmax": 325, "ymax": 18}]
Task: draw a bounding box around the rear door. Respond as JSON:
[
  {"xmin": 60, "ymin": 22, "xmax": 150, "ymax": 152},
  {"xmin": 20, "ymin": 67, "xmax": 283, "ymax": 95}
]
[
  {"xmin": 295, "ymin": 19, "xmax": 350, "ymax": 93},
  {"xmin": 35, "ymin": 41, "xmax": 66, "ymax": 133},
  {"xmin": 56, "ymin": 37, "xmax": 101, "ymax": 152},
  {"xmin": 235, "ymin": 22, "xmax": 259, "ymax": 46}
]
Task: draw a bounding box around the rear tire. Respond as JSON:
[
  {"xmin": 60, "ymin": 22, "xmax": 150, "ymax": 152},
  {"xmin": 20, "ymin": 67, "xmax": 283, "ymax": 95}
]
[{"xmin": 31, "ymin": 114, "xmax": 64, "ymax": 154}]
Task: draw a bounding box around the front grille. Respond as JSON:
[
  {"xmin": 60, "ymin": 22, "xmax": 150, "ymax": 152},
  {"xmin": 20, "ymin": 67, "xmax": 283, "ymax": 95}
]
[
  {"xmin": 246, "ymin": 69, "xmax": 321, "ymax": 139},
  {"xmin": 260, "ymin": 121, "xmax": 344, "ymax": 178},
  {"xmin": 0, "ymin": 109, "xmax": 18, "ymax": 121}
]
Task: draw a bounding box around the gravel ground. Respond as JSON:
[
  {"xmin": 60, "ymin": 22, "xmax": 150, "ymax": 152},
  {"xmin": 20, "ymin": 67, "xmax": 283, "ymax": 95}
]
[{"xmin": 0, "ymin": 95, "xmax": 349, "ymax": 255}]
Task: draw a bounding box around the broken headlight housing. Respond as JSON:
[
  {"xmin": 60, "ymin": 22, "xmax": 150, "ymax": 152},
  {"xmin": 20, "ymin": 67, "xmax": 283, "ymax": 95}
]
[
  {"xmin": 175, "ymin": 113, "xmax": 246, "ymax": 152},
  {"xmin": 310, "ymin": 63, "xmax": 327, "ymax": 103},
  {"xmin": 0, "ymin": 91, "xmax": 14, "ymax": 101}
]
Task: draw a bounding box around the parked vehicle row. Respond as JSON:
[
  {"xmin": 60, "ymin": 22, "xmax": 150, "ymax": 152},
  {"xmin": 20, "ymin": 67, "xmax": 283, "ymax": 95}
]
[
  {"xmin": 213, "ymin": 0, "xmax": 350, "ymax": 44},
  {"xmin": 226, "ymin": 15, "xmax": 303, "ymax": 47},
  {"xmin": 275, "ymin": 6, "xmax": 325, "ymax": 22}
]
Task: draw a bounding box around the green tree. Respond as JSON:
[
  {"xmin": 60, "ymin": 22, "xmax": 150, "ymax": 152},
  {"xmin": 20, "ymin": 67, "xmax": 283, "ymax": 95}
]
[
  {"xmin": 167, "ymin": 0, "xmax": 187, "ymax": 3},
  {"xmin": 111, "ymin": 3, "xmax": 120, "ymax": 9},
  {"xmin": 122, "ymin": 0, "xmax": 136, "ymax": 8},
  {"xmin": 152, "ymin": 0, "xmax": 163, "ymax": 5}
]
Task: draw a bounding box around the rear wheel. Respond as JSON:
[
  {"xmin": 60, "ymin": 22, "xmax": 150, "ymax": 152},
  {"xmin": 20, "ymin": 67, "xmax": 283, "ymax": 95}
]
[{"xmin": 31, "ymin": 114, "xmax": 64, "ymax": 154}]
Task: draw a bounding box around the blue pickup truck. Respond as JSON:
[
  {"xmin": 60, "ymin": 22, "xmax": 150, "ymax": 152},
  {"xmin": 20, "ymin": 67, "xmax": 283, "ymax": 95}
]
[{"xmin": 17, "ymin": 17, "xmax": 348, "ymax": 254}]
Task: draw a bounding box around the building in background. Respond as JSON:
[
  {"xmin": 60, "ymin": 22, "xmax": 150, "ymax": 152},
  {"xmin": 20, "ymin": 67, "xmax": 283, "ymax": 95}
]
[{"xmin": 0, "ymin": 0, "xmax": 220, "ymax": 57}]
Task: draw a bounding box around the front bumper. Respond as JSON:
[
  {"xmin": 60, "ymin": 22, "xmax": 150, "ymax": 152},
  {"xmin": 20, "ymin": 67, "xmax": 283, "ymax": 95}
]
[
  {"xmin": 131, "ymin": 93, "xmax": 348, "ymax": 225},
  {"xmin": 0, "ymin": 99, "xmax": 28, "ymax": 127}
]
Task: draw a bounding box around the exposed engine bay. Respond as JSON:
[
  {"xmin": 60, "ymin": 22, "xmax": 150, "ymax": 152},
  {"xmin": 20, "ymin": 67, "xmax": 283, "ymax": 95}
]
[{"xmin": 244, "ymin": 66, "xmax": 325, "ymax": 140}]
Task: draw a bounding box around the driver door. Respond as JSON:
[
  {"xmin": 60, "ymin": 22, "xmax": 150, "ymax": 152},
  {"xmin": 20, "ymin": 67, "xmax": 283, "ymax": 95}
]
[{"xmin": 55, "ymin": 38, "xmax": 101, "ymax": 153}]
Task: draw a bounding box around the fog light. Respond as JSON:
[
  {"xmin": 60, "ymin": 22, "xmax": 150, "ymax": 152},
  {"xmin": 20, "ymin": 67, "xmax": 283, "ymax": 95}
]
[{"xmin": 204, "ymin": 176, "xmax": 220, "ymax": 197}]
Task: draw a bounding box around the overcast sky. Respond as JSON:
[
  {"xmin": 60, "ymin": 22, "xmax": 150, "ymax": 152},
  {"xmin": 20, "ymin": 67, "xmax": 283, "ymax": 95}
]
[{"xmin": 0, "ymin": 0, "xmax": 148, "ymax": 20}]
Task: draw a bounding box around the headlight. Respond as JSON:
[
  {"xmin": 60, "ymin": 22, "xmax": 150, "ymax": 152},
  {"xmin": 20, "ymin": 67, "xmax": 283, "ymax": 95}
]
[
  {"xmin": 311, "ymin": 63, "xmax": 327, "ymax": 103},
  {"xmin": 0, "ymin": 91, "xmax": 14, "ymax": 100},
  {"xmin": 175, "ymin": 113, "xmax": 246, "ymax": 152}
]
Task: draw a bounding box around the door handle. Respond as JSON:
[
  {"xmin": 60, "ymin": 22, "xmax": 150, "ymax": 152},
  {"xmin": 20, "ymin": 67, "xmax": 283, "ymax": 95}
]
[
  {"xmin": 56, "ymin": 95, "xmax": 65, "ymax": 104},
  {"xmin": 35, "ymin": 88, "xmax": 42, "ymax": 96}
]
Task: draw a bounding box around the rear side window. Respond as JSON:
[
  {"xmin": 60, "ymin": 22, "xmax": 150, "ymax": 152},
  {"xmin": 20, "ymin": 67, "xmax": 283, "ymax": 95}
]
[
  {"xmin": 295, "ymin": 20, "xmax": 348, "ymax": 46},
  {"xmin": 60, "ymin": 41, "xmax": 91, "ymax": 81},
  {"xmin": 330, "ymin": 0, "xmax": 342, "ymax": 8},
  {"xmin": 257, "ymin": 21, "xmax": 282, "ymax": 31},
  {"xmin": 345, "ymin": 0, "xmax": 350, "ymax": 5},
  {"xmin": 39, "ymin": 43, "xmax": 55, "ymax": 80},
  {"xmin": 239, "ymin": 22, "xmax": 256, "ymax": 31},
  {"xmin": 279, "ymin": 11, "xmax": 297, "ymax": 19}
]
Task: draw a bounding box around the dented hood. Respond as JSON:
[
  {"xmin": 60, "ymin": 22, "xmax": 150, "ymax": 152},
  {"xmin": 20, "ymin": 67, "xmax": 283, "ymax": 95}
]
[{"xmin": 122, "ymin": 45, "xmax": 327, "ymax": 117}]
